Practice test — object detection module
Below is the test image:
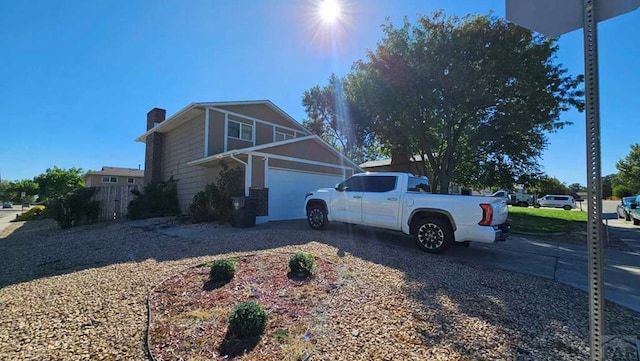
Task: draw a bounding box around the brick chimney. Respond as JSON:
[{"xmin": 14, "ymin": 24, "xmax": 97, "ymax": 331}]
[{"xmin": 144, "ymin": 108, "xmax": 166, "ymax": 184}]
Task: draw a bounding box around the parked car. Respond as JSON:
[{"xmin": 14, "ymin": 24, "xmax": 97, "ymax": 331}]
[
  {"xmin": 617, "ymin": 196, "xmax": 637, "ymax": 221},
  {"xmin": 630, "ymin": 195, "xmax": 640, "ymax": 226},
  {"xmin": 304, "ymin": 172, "xmax": 509, "ymax": 253},
  {"xmin": 535, "ymin": 195, "xmax": 575, "ymax": 210},
  {"xmin": 2, "ymin": 202, "xmax": 13, "ymax": 209}
]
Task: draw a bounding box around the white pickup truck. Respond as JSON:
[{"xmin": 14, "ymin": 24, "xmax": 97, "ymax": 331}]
[{"xmin": 304, "ymin": 172, "xmax": 509, "ymax": 253}]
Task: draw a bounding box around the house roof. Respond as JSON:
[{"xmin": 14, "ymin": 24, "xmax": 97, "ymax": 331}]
[
  {"xmin": 83, "ymin": 166, "xmax": 144, "ymax": 179},
  {"xmin": 135, "ymin": 100, "xmax": 308, "ymax": 143},
  {"xmin": 187, "ymin": 135, "xmax": 363, "ymax": 172}
]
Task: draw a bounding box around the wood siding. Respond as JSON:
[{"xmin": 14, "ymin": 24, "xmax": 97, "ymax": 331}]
[
  {"xmin": 217, "ymin": 104, "xmax": 306, "ymax": 131},
  {"xmin": 162, "ymin": 113, "xmax": 218, "ymax": 212}
]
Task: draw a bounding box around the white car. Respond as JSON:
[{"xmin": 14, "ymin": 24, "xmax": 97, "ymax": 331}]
[{"xmin": 535, "ymin": 195, "xmax": 575, "ymax": 210}]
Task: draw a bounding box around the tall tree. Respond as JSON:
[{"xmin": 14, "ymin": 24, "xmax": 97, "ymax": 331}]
[
  {"xmin": 306, "ymin": 12, "xmax": 584, "ymax": 193},
  {"xmin": 615, "ymin": 143, "xmax": 640, "ymax": 193},
  {"xmin": 34, "ymin": 166, "xmax": 85, "ymax": 201},
  {"xmin": 302, "ymin": 74, "xmax": 378, "ymax": 163},
  {"xmin": 4, "ymin": 179, "xmax": 39, "ymax": 203},
  {"xmin": 529, "ymin": 175, "xmax": 567, "ymax": 196}
]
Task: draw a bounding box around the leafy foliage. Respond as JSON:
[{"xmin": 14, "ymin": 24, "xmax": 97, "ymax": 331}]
[
  {"xmin": 614, "ymin": 143, "xmax": 640, "ymax": 194},
  {"xmin": 209, "ymin": 259, "xmax": 236, "ymax": 283},
  {"xmin": 47, "ymin": 188, "xmax": 100, "ymax": 229},
  {"xmin": 13, "ymin": 205, "xmax": 46, "ymax": 222},
  {"xmin": 188, "ymin": 161, "xmax": 244, "ymax": 222},
  {"xmin": 34, "ymin": 166, "xmax": 85, "ymax": 202},
  {"xmin": 529, "ymin": 175, "xmax": 567, "ymax": 196},
  {"xmin": 127, "ymin": 178, "xmax": 180, "ymax": 220},
  {"xmin": 0, "ymin": 179, "xmax": 39, "ymax": 203},
  {"xmin": 228, "ymin": 301, "xmax": 268, "ymax": 338},
  {"xmin": 288, "ymin": 252, "xmax": 315, "ymax": 277},
  {"xmin": 303, "ymin": 12, "xmax": 584, "ymax": 193}
]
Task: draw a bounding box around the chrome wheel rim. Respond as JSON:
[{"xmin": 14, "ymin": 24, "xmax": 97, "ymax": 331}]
[{"xmin": 417, "ymin": 223, "xmax": 444, "ymax": 250}]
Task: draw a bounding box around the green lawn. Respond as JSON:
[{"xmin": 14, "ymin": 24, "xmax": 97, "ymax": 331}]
[{"xmin": 507, "ymin": 206, "xmax": 587, "ymax": 233}]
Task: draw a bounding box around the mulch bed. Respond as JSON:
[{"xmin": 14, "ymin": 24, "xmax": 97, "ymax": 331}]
[{"xmin": 148, "ymin": 253, "xmax": 342, "ymax": 360}]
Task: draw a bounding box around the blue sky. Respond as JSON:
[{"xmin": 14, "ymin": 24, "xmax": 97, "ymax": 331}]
[{"xmin": 0, "ymin": 0, "xmax": 638, "ymax": 186}]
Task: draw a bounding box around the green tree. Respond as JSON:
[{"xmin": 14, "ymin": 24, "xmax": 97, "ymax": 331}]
[
  {"xmin": 5, "ymin": 179, "xmax": 39, "ymax": 203},
  {"xmin": 305, "ymin": 12, "xmax": 583, "ymax": 193},
  {"xmin": 602, "ymin": 174, "xmax": 616, "ymax": 199},
  {"xmin": 302, "ymin": 74, "xmax": 379, "ymax": 164},
  {"xmin": 615, "ymin": 144, "xmax": 640, "ymax": 194},
  {"xmin": 530, "ymin": 175, "xmax": 567, "ymax": 196},
  {"xmin": 567, "ymin": 183, "xmax": 586, "ymax": 193},
  {"xmin": 34, "ymin": 166, "xmax": 85, "ymax": 202}
]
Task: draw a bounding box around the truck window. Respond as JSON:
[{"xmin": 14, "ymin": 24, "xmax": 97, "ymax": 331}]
[
  {"xmin": 407, "ymin": 177, "xmax": 431, "ymax": 193},
  {"xmin": 362, "ymin": 176, "xmax": 397, "ymax": 192},
  {"xmin": 339, "ymin": 176, "xmax": 366, "ymax": 192}
]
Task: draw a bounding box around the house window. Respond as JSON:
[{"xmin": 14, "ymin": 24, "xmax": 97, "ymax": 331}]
[
  {"xmin": 102, "ymin": 176, "xmax": 118, "ymax": 183},
  {"xmin": 275, "ymin": 131, "xmax": 294, "ymax": 142},
  {"xmin": 127, "ymin": 178, "xmax": 135, "ymax": 184},
  {"xmin": 228, "ymin": 120, "xmax": 253, "ymax": 141}
]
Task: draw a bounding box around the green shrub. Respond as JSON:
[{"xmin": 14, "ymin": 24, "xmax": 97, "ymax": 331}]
[
  {"xmin": 209, "ymin": 259, "xmax": 236, "ymax": 282},
  {"xmin": 228, "ymin": 301, "xmax": 268, "ymax": 337},
  {"xmin": 288, "ymin": 252, "xmax": 315, "ymax": 277},
  {"xmin": 47, "ymin": 188, "xmax": 101, "ymax": 229},
  {"xmin": 188, "ymin": 161, "xmax": 244, "ymax": 223},
  {"xmin": 13, "ymin": 205, "xmax": 46, "ymax": 222},
  {"xmin": 127, "ymin": 177, "xmax": 180, "ymax": 220},
  {"xmin": 189, "ymin": 183, "xmax": 221, "ymax": 222}
]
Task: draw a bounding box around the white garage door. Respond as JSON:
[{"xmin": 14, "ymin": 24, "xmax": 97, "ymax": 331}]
[{"xmin": 268, "ymin": 168, "xmax": 343, "ymax": 221}]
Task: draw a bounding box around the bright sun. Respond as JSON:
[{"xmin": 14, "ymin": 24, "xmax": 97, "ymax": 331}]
[{"xmin": 318, "ymin": 0, "xmax": 342, "ymax": 23}]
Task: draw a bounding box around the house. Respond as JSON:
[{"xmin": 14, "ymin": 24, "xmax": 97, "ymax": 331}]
[
  {"xmin": 135, "ymin": 100, "xmax": 362, "ymax": 222},
  {"xmin": 83, "ymin": 166, "xmax": 144, "ymax": 187}
]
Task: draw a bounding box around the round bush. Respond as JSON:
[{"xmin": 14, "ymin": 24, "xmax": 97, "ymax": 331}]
[
  {"xmin": 228, "ymin": 301, "xmax": 268, "ymax": 337},
  {"xmin": 209, "ymin": 259, "xmax": 235, "ymax": 282},
  {"xmin": 288, "ymin": 252, "xmax": 315, "ymax": 276}
]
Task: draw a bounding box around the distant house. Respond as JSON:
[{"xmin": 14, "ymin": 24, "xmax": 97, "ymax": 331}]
[
  {"xmin": 83, "ymin": 167, "xmax": 144, "ymax": 187},
  {"xmin": 135, "ymin": 100, "xmax": 362, "ymax": 222}
]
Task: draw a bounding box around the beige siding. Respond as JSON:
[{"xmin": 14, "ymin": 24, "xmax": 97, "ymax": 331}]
[
  {"xmin": 266, "ymin": 140, "xmax": 344, "ymax": 165},
  {"xmin": 218, "ymin": 104, "xmax": 306, "ymax": 131},
  {"xmin": 256, "ymin": 122, "xmax": 273, "ymax": 146},
  {"xmin": 251, "ymin": 155, "xmax": 266, "ymax": 188},
  {"xmin": 207, "ymin": 109, "xmax": 225, "ymax": 156},
  {"xmin": 85, "ymin": 175, "xmax": 144, "ymax": 187},
  {"xmin": 162, "ymin": 113, "xmax": 218, "ymax": 212}
]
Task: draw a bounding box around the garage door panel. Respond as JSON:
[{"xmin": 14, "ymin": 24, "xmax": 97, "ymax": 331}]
[{"xmin": 268, "ymin": 168, "xmax": 343, "ymax": 221}]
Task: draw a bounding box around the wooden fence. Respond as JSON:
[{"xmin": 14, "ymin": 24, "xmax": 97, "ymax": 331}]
[{"xmin": 92, "ymin": 185, "xmax": 141, "ymax": 221}]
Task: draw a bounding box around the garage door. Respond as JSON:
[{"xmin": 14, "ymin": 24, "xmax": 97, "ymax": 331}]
[{"xmin": 268, "ymin": 168, "xmax": 343, "ymax": 221}]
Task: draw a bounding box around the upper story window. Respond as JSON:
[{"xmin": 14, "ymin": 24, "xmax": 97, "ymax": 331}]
[
  {"xmin": 102, "ymin": 176, "xmax": 118, "ymax": 183},
  {"xmin": 275, "ymin": 131, "xmax": 294, "ymax": 142},
  {"xmin": 127, "ymin": 178, "xmax": 135, "ymax": 184},
  {"xmin": 228, "ymin": 120, "xmax": 253, "ymax": 141}
]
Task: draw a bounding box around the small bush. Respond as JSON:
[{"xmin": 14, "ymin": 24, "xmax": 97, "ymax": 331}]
[
  {"xmin": 228, "ymin": 301, "xmax": 268, "ymax": 338},
  {"xmin": 128, "ymin": 178, "xmax": 180, "ymax": 220},
  {"xmin": 47, "ymin": 188, "xmax": 101, "ymax": 229},
  {"xmin": 189, "ymin": 161, "xmax": 244, "ymax": 223},
  {"xmin": 189, "ymin": 183, "xmax": 221, "ymax": 222},
  {"xmin": 13, "ymin": 205, "xmax": 46, "ymax": 222},
  {"xmin": 209, "ymin": 259, "xmax": 236, "ymax": 282},
  {"xmin": 288, "ymin": 252, "xmax": 315, "ymax": 277}
]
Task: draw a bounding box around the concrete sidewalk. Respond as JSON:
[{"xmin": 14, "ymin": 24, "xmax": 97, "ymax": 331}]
[{"xmin": 444, "ymin": 234, "xmax": 640, "ymax": 313}]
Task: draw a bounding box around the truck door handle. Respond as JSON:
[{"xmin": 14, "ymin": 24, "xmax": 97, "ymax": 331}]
[
  {"xmin": 387, "ymin": 197, "xmax": 398, "ymax": 201},
  {"xmin": 353, "ymin": 195, "xmax": 362, "ymax": 199}
]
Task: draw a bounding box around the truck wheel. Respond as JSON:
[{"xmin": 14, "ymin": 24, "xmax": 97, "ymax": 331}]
[
  {"xmin": 519, "ymin": 201, "xmax": 529, "ymax": 207},
  {"xmin": 306, "ymin": 204, "xmax": 328, "ymax": 230},
  {"xmin": 413, "ymin": 217, "xmax": 453, "ymax": 254},
  {"xmin": 633, "ymin": 218, "xmax": 640, "ymax": 226}
]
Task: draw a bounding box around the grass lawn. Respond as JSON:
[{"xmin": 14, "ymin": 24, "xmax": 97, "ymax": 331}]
[{"xmin": 507, "ymin": 206, "xmax": 587, "ymax": 233}]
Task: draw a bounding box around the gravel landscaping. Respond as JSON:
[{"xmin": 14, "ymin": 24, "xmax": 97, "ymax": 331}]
[{"xmin": 1, "ymin": 218, "xmax": 639, "ymax": 360}]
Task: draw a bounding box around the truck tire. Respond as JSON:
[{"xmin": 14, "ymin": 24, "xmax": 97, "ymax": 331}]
[
  {"xmin": 412, "ymin": 217, "xmax": 454, "ymax": 254},
  {"xmin": 518, "ymin": 201, "xmax": 529, "ymax": 207},
  {"xmin": 306, "ymin": 203, "xmax": 328, "ymax": 230},
  {"xmin": 633, "ymin": 217, "xmax": 640, "ymax": 226}
]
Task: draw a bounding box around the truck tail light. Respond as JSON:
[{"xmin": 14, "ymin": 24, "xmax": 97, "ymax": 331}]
[{"xmin": 479, "ymin": 203, "xmax": 493, "ymax": 226}]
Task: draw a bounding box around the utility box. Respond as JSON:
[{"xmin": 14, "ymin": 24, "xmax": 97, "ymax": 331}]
[{"xmin": 231, "ymin": 196, "xmax": 256, "ymax": 228}]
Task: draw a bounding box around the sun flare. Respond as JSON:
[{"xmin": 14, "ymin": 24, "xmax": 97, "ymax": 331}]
[{"xmin": 318, "ymin": 0, "xmax": 342, "ymax": 23}]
